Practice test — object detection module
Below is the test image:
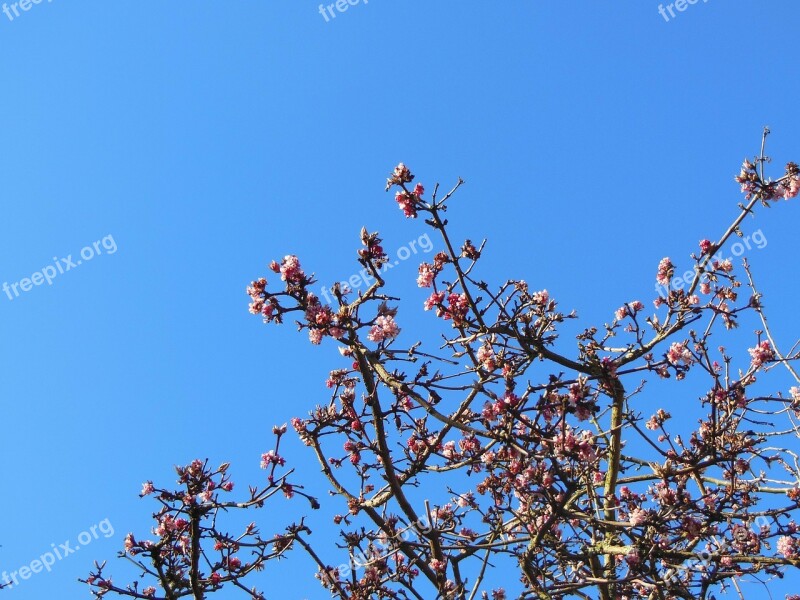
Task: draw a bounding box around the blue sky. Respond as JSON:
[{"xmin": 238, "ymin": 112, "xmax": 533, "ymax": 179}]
[{"xmin": 1, "ymin": 1, "xmax": 799, "ymax": 598}]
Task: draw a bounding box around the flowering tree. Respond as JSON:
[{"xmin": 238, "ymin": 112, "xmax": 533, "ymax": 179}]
[
  {"xmin": 80, "ymin": 430, "xmax": 319, "ymax": 599},
  {"xmin": 85, "ymin": 130, "xmax": 800, "ymax": 600}
]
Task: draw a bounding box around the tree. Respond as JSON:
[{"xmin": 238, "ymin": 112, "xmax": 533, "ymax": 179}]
[{"xmin": 83, "ymin": 130, "xmax": 800, "ymax": 600}]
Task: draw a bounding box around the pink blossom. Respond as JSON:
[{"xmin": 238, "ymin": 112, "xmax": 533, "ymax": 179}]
[
  {"xmin": 446, "ymin": 293, "xmax": 469, "ymax": 325},
  {"xmin": 279, "ymin": 255, "xmax": 304, "ymax": 283},
  {"xmin": 261, "ymin": 450, "xmax": 286, "ymax": 469},
  {"xmin": 429, "ymin": 558, "xmax": 447, "ymax": 573},
  {"xmin": 629, "ymin": 508, "xmax": 648, "ymax": 526},
  {"xmin": 778, "ymin": 536, "xmax": 797, "ymax": 558},
  {"xmin": 141, "ymin": 481, "xmax": 154, "ymax": 496},
  {"xmin": 227, "ymin": 556, "xmax": 242, "ymax": 570},
  {"xmin": 699, "ymin": 239, "xmax": 713, "ymax": 255},
  {"xmin": 395, "ymin": 191, "xmax": 418, "ymax": 218},
  {"xmin": 282, "ymin": 483, "xmax": 294, "ymax": 498},
  {"xmin": 615, "ymin": 301, "xmax": 644, "ymax": 321},
  {"xmin": 748, "ymin": 340, "xmax": 775, "ymax": 368},
  {"xmin": 778, "ymin": 175, "xmax": 800, "ymax": 200},
  {"xmin": 367, "ymin": 315, "xmax": 400, "ymax": 343},
  {"xmin": 786, "ymin": 176, "xmax": 800, "ymax": 199},
  {"xmin": 656, "ymin": 257, "xmax": 674, "ymax": 287},
  {"xmin": 714, "ymin": 258, "xmax": 733, "ymax": 273},
  {"xmin": 386, "ymin": 162, "xmax": 414, "ymax": 189},
  {"xmin": 417, "ymin": 263, "xmax": 436, "ymax": 287},
  {"xmin": 531, "ymin": 289, "xmax": 549, "ymax": 307},
  {"xmin": 476, "ymin": 344, "xmax": 496, "ymax": 371},
  {"xmin": 666, "ymin": 341, "xmax": 693, "ymax": 366},
  {"xmin": 424, "ymin": 291, "xmax": 445, "ymax": 311}
]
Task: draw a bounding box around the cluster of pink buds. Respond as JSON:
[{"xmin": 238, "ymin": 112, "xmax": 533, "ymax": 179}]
[
  {"xmin": 385, "ymin": 162, "xmax": 415, "ymax": 190},
  {"xmin": 305, "ymin": 294, "xmax": 346, "ymax": 344},
  {"xmin": 368, "ymin": 314, "xmax": 400, "ymax": 343},
  {"xmin": 666, "ymin": 341, "xmax": 694, "ymax": 367},
  {"xmin": 736, "ymin": 159, "xmax": 800, "ymax": 201},
  {"xmin": 395, "ymin": 184, "xmax": 425, "ymax": 219},
  {"xmin": 615, "ymin": 300, "xmax": 645, "ymax": 321},
  {"xmin": 417, "ymin": 252, "xmax": 450, "ymax": 289},
  {"xmin": 656, "ymin": 257, "xmax": 674, "ymax": 288},
  {"xmin": 358, "ymin": 228, "xmax": 388, "ymax": 266},
  {"xmin": 748, "ymin": 340, "xmax": 775, "ymax": 368},
  {"xmin": 698, "ymin": 239, "xmax": 714, "ymax": 255},
  {"xmin": 385, "ymin": 163, "xmax": 425, "ymax": 218}
]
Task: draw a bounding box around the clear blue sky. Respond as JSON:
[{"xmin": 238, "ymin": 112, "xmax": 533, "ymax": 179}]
[{"xmin": 2, "ymin": 2, "xmax": 798, "ymax": 598}]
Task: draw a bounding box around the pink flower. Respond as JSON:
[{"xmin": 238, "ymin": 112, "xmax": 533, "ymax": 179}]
[
  {"xmin": 282, "ymin": 483, "xmax": 294, "ymax": 498},
  {"xmin": 615, "ymin": 301, "xmax": 644, "ymax": 321},
  {"xmin": 395, "ymin": 191, "xmax": 418, "ymax": 218},
  {"xmin": 429, "ymin": 558, "xmax": 447, "ymax": 573},
  {"xmin": 778, "ymin": 536, "xmax": 797, "ymax": 558},
  {"xmin": 748, "ymin": 340, "xmax": 775, "ymax": 368},
  {"xmin": 367, "ymin": 315, "xmax": 400, "ymax": 343},
  {"xmin": 656, "ymin": 257, "xmax": 674, "ymax": 287},
  {"xmin": 446, "ymin": 293, "xmax": 469, "ymax": 325},
  {"xmin": 531, "ymin": 289, "xmax": 549, "ymax": 307},
  {"xmin": 786, "ymin": 176, "xmax": 800, "ymax": 199},
  {"xmin": 261, "ymin": 450, "xmax": 286, "ymax": 469},
  {"xmin": 209, "ymin": 572, "xmax": 222, "ymax": 585},
  {"xmin": 713, "ymin": 258, "xmax": 733, "ymax": 273},
  {"xmin": 417, "ymin": 263, "xmax": 436, "ymax": 288},
  {"xmin": 386, "ymin": 162, "xmax": 414, "ymax": 189},
  {"xmin": 476, "ymin": 344, "xmax": 496, "ymax": 371},
  {"xmin": 666, "ymin": 342, "xmax": 693, "ymax": 366},
  {"xmin": 699, "ymin": 239, "xmax": 713, "ymax": 255},
  {"xmin": 141, "ymin": 481, "xmax": 154, "ymax": 496},
  {"xmin": 424, "ymin": 291, "xmax": 445, "ymax": 311},
  {"xmin": 227, "ymin": 556, "xmax": 241, "ymax": 570},
  {"xmin": 279, "ymin": 255, "xmax": 304, "ymax": 283},
  {"xmin": 308, "ymin": 328, "xmax": 324, "ymax": 345},
  {"xmin": 629, "ymin": 508, "xmax": 648, "ymax": 526}
]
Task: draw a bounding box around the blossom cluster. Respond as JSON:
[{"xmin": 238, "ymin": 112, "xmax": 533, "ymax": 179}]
[{"xmin": 736, "ymin": 159, "xmax": 800, "ymax": 201}]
